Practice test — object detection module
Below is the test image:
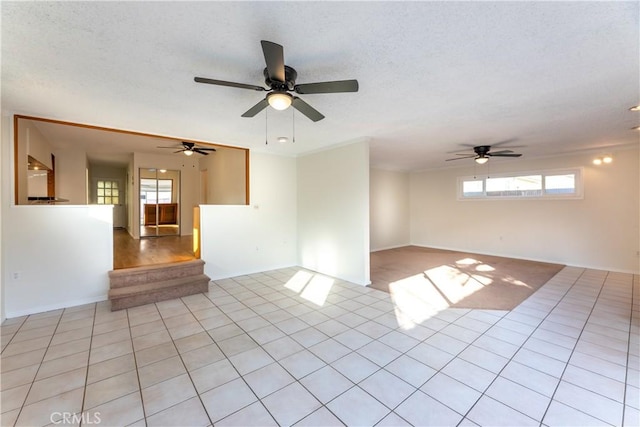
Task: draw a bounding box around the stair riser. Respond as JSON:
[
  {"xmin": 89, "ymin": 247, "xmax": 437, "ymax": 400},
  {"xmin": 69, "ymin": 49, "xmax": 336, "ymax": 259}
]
[
  {"xmin": 110, "ymin": 264, "xmax": 205, "ymax": 288},
  {"xmin": 110, "ymin": 280, "xmax": 209, "ymax": 311}
]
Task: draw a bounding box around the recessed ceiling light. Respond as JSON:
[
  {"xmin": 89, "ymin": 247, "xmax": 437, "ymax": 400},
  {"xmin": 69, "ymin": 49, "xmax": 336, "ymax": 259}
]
[
  {"xmin": 593, "ymin": 158, "xmax": 602, "ymax": 165},
  {"xmin": 277, "ymin": 137, "xmax": 288, "ymax": 143},
  {"xmin": 629, "ymin": 105, "xmax": 640, "ymax": 111},
  {"xmin": 602, "ymin": 155, "xmax": 613, "ymax": 164}
]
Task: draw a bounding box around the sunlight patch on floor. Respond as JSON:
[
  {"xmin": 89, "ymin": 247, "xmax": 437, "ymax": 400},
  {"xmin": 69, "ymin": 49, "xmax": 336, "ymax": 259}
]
[
  {"xmin": 284, "ymin": 270, "xmax": 335, "ymax": 306},
  {"xmin": 389, "ymin": 263, "xmax": 497, "ymax": 330},
  {"xmin": 425, "ymin": 265, "xmax": 491, "ymax": 302},
  {"xmin": 503, "ymin": 275, "xmax": 531, "ymax": 288},
  {"xmin": 389, "ymin": 273, "xmax": 447, "ymax": 330}
]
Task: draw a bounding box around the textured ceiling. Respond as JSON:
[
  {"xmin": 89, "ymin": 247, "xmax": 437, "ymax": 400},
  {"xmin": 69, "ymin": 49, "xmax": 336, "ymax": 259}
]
[{"xmin": 2, "ymin": 1, "xmax": 638, "ymax": 171}]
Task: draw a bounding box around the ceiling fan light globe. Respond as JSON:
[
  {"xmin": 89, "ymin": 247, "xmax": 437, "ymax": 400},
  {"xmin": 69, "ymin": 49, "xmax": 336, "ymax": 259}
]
[
  {"xmin": 184, "ymin": 150, "xmax": 194, "ymax": 156},
  {"xmin": 267, "ymin": 92, "xmax": 292, "ymax": 110},
  {"xmin": 475, "ymin": 157, "xmax": 489, "ymax": 165}
]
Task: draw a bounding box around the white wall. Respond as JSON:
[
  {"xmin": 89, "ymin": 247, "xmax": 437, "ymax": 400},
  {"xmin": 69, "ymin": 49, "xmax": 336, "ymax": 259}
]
[
  {"xmin": 3, "ymin": 205, "xmax": 113, "ymax": 318},
  {"xmin": 55, "ymin": 149, "xmax": 88, "ymax": 204},
  {"xmin": 410, "ymin": 147, "xmax": 640, "ymax": 273},
  {"xmin": 297, "ymin": 140, "xmax": 371, "ymax": 285},
  {"xmin": 200, "ymin": 152, "xmax": 297, "ymax": 279},
  {"xmin": 198, "ymin": 146, "xmax": 247, "ymax": 205},
  {"xmin": 1, "ymin": 114, "xmax": 8, "ymax": 322},
  {"xmin": 370, "ymin": 168, "xmax": 410, "ymax": 251}
]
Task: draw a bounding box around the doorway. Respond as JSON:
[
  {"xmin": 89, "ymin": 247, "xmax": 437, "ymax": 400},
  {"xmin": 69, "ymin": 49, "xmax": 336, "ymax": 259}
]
[{"xmin": 140, "ymin": 168, "xmax": 180, "ymax": 237}]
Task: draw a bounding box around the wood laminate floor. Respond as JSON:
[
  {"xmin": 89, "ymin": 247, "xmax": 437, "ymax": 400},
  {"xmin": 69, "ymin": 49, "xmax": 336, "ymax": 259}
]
[{"xmin": 113, "ymin": 228, "xmax": 196, "ymax": 269}]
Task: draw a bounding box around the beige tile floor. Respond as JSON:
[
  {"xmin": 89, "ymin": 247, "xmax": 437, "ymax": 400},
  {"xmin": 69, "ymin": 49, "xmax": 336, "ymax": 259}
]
[{"xmin": 1, "ymin": 266, "xmax": 638, "ymax": 426}]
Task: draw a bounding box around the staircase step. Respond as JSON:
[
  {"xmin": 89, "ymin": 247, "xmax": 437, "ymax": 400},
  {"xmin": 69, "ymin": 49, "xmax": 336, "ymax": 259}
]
[
  {"xmin": 109, "ymin": 274, "xmax": 210, "ymax": 311},
  {"xmin": 109, "ymin": 259, "xmax": 205, "ymax": 288}
]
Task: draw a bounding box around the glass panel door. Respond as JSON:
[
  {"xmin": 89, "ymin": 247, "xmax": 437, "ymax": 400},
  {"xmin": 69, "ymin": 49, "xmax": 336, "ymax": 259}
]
[{"xmin": 139, "ymin": 168, "xmax": 180, "ymax": 237}]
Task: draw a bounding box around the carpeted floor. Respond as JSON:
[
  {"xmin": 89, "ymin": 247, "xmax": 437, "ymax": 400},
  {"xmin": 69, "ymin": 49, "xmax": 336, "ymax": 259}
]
[{"xmin": 370, "ymin": 246, "xmax": 564, "ymax": 311}]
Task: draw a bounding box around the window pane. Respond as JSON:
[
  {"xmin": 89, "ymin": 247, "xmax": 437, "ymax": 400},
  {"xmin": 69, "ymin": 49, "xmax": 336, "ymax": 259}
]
[
  {"xmin": 105, "ymin": 182, "xmax": 112, "ymax": 189},
  {"xmin": 158, "ymin": 192, "xmax": 172, "ymax": 203},
  {"xmin": 105, "ymin": 196, "xmax": 112, "ymax": 204},
  {"xmin": 105, "ymin": 189, "xmax": 112, "ymax": 196},
  {"xmin": 97, "ymin": 188, "xmax": 104, "ymax": 196},
  {"xmin": 113, "ymin": 196, "xmax": 119, "ymax": 204},
  {"xmin": 112, "ymin": 189, "xmax": 119, "ymax": 197},
  {"xmin": 462, "ymin": 180, "xmax": 483, "ymax": 197},
  {"xmin": 545, "ymin": 174, "xmax": 575, "ymax": 194},
  {"xmin": 112, "ymin": 182, "xmax": 118, "ymax": 189},
  {"xmin": 97, "ymin": 196, "xmax": 104, "ymax": 204},
  {"xmin": 486, "ymin": 175, "xmax": 542, "ymax": 197},
  {"xmin": 97, "ymin": 181, "xmax": 104, "ymax": 188}
]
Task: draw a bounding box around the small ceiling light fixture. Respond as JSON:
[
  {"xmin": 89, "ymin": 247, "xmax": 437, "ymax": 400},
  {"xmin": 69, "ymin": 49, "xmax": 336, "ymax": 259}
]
[
  {"xmin": 593, "ymin": 155, "xmax": 613, "ymax": 165},
  {"xmin": 475, "ymin": 156, "xmax": 489, "ymax": 165},
  {"xmin": 267, "ymin": 92, "xmax": 293, "ymax": 111},
  {"xmin": 629, "ymin": 105, "xmax": 640, "ymax": 112},
  {"xmin": 159, "ymin": 169, "xmax": 167, "ymax": 173},
  {"xmin": 184, "ymin": 149, "xmax": 194, "ymax": 156},
  {"xmin": 277, "ymin": 136, "xmax": 288, "ymax": 143}
]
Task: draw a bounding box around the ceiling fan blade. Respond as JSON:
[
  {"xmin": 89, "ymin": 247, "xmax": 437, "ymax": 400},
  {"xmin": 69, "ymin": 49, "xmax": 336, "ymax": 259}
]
[
  {"xmin": 261, "ymin": 40, "xmax": 285, "ymax": 82},
  {"xmin": 194, "ymin": 147, "xmax": 216, "ymax": 151},
  {"xmin": 158, "ymin": 146, "xmax": 181, "ymax": 149},
  {"xmin": 489, "ymin": 153, "xmax": 522, "ymax": 157},
  {"xmin": 241, "ymin": 99, "xmax": 269, "ymax": 117},
  {"xmin": 194, "ymin": 77, "xmax": 266, "ymax": 92},
  {"xmin": 491, "ymin": 138, "xmax": 519, "ymax": 147},
  {"xmin": 292, "ymin": 97, "xmax": 325, "ymax": 122},
  {"xmin": 193, "ymin": 148, "xmax": 210, "ymax": 155},
  {"xmin": 445, "ymin": 155, "xmax": 476, "ymax": 161},
  {"xmin": 294, "ymin": 79, "xmax": 359, "ymax": 94},
  {"xmin": 173, "ymin": 150, "xmax": 184, "ymax": 154},
  {"xmin": 488, "ymin": 150, "xmax": 514, "ymax": 155}
]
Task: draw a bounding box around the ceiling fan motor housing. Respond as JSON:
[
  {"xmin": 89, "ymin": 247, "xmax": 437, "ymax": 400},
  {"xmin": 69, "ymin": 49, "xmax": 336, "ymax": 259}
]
[
  {"xmin": 474, "ymin": 145, "xmax": 491, "ymax": 156},
  {"xmin": 264, "ymin": 65, "xmax": 297, "ymax": 90}
]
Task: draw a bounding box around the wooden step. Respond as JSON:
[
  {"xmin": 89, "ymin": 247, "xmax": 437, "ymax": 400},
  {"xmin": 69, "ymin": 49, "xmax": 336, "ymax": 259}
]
[
  {"xmin": 109, "ymin": 259, "xmax": 205, "ymax": 289},
  {"xmin": 109, "ymin": 274, "xmax": 210, "ymax": 311}
]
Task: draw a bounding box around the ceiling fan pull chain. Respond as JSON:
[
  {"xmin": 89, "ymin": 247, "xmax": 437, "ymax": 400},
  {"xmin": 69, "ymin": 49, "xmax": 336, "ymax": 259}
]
[{"xmin": 265, "ymin": 107, "xmax": 268, "ymax": 145}]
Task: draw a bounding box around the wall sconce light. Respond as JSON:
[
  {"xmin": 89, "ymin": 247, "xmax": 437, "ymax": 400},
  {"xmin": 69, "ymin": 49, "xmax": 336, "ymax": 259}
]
[{"xmin": 593, "ymin": 155, "xmax": 613, "ymax": 165}]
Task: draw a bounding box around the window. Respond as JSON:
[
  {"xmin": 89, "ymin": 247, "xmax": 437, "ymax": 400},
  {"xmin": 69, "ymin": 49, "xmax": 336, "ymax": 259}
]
[
  {"xmin": 97, "ymin": 180, "xmax": 119, "ymax": 204},
  {"xmin": 458, "ymin": 168, "xmax": 582, "ymax": 200},
  {"xmin": 140, "ymin": 179, "xmax": 173, "ymax": 204}
]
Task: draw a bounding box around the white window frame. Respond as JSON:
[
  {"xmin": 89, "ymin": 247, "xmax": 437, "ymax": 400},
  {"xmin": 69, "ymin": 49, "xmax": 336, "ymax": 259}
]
[{"xmin": 457, "ymin": 167, "xmax": 583, "ymax": 200}]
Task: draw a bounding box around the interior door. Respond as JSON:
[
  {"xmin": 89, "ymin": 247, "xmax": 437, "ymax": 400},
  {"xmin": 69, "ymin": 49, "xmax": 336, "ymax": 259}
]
[
  {"xmin": 95, "ymin": 177, "xmax": 126, "ymax": 228},
  {"xmin": 140, "ymin": 168, "xmax": 180, "ymax": 237}
]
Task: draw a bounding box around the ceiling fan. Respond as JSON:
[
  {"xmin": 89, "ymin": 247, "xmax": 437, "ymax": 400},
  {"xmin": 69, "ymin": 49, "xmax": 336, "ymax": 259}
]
[
  {"xmin": 157, "ymin": 141, "xmax": 216, "ymax": 156},
  {"xmin": 194, "ymin": 40, "xmax": 359, "ymax": 122},
  {"xmin": 446, "ymin": 145, "xmax": 523, "ymax": 164}
]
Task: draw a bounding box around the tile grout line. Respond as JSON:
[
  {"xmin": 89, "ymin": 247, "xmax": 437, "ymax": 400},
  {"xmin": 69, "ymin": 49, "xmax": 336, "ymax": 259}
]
[
  {"xmin": 621, "ymin": 272, "xmax": 638, "ymax": 424},
  {"xmin": 10, "ymin": 308, "xmax": 66, "ymax": 426},
  {"xmin": 186, "ymin": 282, "xmax": 268, "ymax": 425},
  {"xmin": 538, "ymin": 270, "xmax": 616, "ymax": 425},
  {"xmin": 78, "ymin": 304, "xmax": 98, "ymax": 423},
  {"xmin": 455, "ymin": 268, "xmax": 588, "ymax": 425},
  {"xmin": 125, "ymin": 307, "xmax": 148, "ymax": 425}
]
